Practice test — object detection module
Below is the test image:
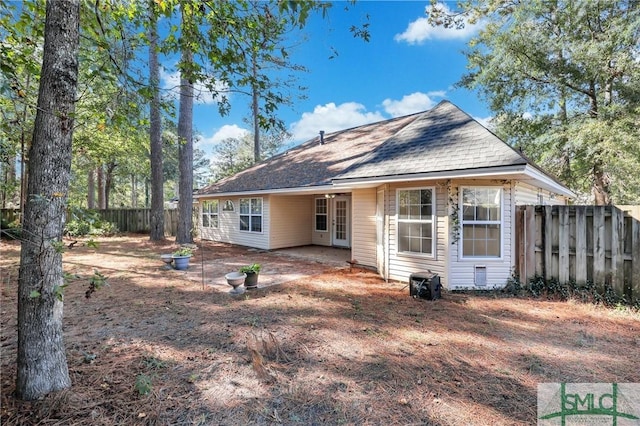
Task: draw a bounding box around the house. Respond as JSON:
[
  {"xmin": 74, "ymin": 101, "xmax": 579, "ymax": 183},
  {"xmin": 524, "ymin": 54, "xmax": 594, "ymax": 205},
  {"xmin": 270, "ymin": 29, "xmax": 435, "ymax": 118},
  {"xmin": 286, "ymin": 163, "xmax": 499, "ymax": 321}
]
[{"xmin": 195, "ymin": 101, "xmax": 574, "ymax": 289}]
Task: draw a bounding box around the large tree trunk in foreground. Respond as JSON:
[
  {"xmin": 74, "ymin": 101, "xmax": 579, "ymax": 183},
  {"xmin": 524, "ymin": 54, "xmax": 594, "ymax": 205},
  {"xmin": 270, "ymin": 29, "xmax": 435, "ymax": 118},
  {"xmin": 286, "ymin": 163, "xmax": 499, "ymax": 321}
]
[
  {"xmin": 17, "ymin": 0, "xmax": 80, "ymax": 401},
  {"xmin": 176, "ymin": 47, "xmax": 194, "ymax": 244},
  {"xmin": 148, "ymin": 5, "xmax": 164, "ymax": 241}
]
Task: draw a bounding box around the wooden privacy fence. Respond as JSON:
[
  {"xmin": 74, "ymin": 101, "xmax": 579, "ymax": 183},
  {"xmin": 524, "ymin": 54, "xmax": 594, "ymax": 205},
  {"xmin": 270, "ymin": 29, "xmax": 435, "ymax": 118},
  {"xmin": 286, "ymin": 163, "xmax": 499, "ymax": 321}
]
[
  {"xmin": 515, "ymin": 205, "xmax": 640, "ymax": 300},
  {"xmin": 97, "ymin": 209, "xmax": 178, "ymax": 236},
  {"xmin": 1, "ymin": 208, "xmax": 178, "ymax": 237}
]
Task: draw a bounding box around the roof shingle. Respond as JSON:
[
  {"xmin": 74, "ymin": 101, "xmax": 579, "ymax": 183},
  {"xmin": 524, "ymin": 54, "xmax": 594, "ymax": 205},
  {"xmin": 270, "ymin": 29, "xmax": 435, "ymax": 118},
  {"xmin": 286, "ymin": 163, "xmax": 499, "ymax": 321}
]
[{"xmin": 197, "ymin": 101, "xmax": 534, "ymax": 195}]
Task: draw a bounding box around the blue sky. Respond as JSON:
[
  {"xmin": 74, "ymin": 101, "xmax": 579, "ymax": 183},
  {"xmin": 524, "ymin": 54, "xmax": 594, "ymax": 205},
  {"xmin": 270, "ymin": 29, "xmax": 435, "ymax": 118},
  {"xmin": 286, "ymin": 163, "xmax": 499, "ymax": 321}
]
[{"xmin": 161, "ymin": 1, "xmax": 490, "ymax": 161}]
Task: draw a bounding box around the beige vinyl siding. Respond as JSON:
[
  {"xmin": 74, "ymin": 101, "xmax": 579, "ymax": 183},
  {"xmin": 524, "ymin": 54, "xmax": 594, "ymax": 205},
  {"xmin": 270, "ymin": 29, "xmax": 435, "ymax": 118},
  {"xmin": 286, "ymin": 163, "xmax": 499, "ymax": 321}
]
[
  {"xmin": 514, "ymin": 181, "xmax": 568, "ymax": 206},
  {"xmin": 351, "ymin": 188, "xmax": 377, "ymax": 268},
  {"xmin": 386, "ymin": 181, "xmax": 448, "ymax": 288},
  {"xmin": 269, "ymin": 195, "xmax": 313, "ymax": 249},
  {"xmin": 448, "ymin": 180, "xmax": 512, "ymax": 289},
  {"xmin": 199, "ymin": 196, "xmax": 270, "ymax": 250}
]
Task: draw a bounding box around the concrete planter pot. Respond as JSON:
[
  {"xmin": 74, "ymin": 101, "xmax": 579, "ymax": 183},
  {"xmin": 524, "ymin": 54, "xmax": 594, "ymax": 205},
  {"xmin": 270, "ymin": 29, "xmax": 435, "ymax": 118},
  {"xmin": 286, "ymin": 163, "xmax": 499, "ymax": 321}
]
[{"xmin": 172, "ymin": 255, "xmax": 191, "ymax": 270}]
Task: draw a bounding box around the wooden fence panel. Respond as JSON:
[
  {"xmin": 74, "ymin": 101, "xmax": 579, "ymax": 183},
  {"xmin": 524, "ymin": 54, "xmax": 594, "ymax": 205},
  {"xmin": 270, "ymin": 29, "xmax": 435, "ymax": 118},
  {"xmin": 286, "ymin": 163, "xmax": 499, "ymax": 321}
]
[
  {"xmin": 515, "ymin": 205, "xmax": 639, "ymax": 301},
  {"xmin": 1, "ymin": 208, "xmax": 179, "ymax": 237}
]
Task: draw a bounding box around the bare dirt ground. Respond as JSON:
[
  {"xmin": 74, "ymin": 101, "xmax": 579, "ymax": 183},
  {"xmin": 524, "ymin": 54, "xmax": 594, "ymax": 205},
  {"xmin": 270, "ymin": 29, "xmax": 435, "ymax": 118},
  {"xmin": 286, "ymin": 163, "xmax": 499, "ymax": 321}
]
[{"xmin": 1, "ymin": 235, "xmax": 639, "ymax": 425}]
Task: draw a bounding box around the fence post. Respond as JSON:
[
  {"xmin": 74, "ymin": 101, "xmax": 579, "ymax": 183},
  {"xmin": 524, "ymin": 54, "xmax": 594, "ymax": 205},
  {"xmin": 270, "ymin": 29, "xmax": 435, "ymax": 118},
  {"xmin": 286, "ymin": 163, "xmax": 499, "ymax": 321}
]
[
  {"xmin": 544, "ymin": 206, "xmax": 553, "ymax": 281},
  {"xmin": 575, "ymin": 207, "xmax": 587, "ymax": 285},
  {"xmin": 633, "ymin": 215, "xmax": 640, "ymax": 303},
  {"xmin": 593, "ymin": 206, "xmax": 606, "ymax": 288},
  {"xmin": 524, "ymin": 205, "xmax": 536, "ymax": 280},
  {"xmin": 558, "ymin": 206, "xmax": 570, "ymax": 283},
  {"xmin": 610, "ymin": 207, "xmax": 625, "ymax": 296}
]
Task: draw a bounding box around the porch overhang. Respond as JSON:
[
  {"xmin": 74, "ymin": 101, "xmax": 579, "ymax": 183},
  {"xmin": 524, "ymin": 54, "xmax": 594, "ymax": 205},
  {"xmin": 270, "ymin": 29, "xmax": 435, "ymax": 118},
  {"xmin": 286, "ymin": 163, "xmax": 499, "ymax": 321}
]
[{"xmin": 331, "ymin": 165, "xmax": 575, "ymax": 199}]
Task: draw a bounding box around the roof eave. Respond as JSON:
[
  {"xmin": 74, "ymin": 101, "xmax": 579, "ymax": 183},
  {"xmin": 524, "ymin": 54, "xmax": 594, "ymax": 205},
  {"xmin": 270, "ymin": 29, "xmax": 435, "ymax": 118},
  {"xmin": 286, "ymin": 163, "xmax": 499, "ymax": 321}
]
[
  {"xmin": 332, "ymin": 164, "xmax": 575, "ymax": 198},
  {"xmin": 331, "ymin": 165, "xmax": 531, "ymax": 188},
  {"xmin": 193, "ymin": 184, "xmax": 334, "ymax": 199}
]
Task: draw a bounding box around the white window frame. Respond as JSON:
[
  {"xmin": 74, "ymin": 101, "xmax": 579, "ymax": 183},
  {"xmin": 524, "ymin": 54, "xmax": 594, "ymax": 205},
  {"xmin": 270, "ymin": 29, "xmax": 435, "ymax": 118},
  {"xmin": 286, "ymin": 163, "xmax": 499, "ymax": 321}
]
[
  {"xmin": 459, "ymin": 186, "xmax": 503, "ymax": 260},
  {"xmin": 202, "ymin": 200, "xmax": 219, "ymax": 228},
  {"xmin": 239, "ymin": 197, "xmax": 263, "ymax": 233},
  {"xmin": 396, "ymin": 187, "xmax": 435, "ymax": 257},
  {"xmin": 315, "ymin": 198, "xmax": 328, "ymax": 232}
]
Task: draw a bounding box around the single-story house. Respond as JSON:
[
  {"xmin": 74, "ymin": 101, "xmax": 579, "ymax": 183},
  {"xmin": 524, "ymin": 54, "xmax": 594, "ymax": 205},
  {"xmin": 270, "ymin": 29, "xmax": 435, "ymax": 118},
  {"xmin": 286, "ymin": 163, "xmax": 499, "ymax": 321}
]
[{"xmin": 195, "ymin": 101, "xmax": 574, "ymax": 289}]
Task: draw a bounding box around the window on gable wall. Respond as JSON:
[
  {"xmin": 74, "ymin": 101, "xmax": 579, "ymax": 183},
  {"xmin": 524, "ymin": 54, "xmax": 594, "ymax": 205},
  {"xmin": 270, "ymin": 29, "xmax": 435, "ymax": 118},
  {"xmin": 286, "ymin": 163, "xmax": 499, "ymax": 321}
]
[
  {"xmin": 239, "ymin": 198, "xmax": 262, "ymax": 232},
  {"xmin": 315, "ymin": 198, "xmax": 328, "ymax": 232},
  {"xmin": 397, "ymin": 188, "xmax": 435, "ymax": 255},
  {"xmin": 202, "ymin": 200, "xmax": 219, "ymax": 228},
  {"xmin": 461, "ymin": 187, "xmax": 502, "ymax": 258}
]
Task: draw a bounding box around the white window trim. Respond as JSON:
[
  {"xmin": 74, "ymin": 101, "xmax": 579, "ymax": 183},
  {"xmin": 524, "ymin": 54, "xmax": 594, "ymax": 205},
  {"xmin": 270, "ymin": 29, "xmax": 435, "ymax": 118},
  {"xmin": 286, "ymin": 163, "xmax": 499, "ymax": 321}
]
[
  {"xmin": 459, "ymin": 186, "xmax": 504, "ymax": 261},
  {"xmin": 314, "ymin": 198, "xmax": 328, "ymax": 232},
  {"xmin": 239, "ymin": 197, "xmax": 263, "ymax": 233},
  {"xmin": 395, "ymin": 186, "xmax": 436, "ymax": 258},
  {"xmin": 202, "ymin": 200, "xmax": 219, "ymax": 229}
]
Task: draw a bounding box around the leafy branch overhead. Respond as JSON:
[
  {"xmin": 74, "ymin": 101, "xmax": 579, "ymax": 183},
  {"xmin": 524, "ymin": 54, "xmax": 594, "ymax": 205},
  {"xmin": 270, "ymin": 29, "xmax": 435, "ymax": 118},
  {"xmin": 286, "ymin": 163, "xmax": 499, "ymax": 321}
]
[{"xmin": 427, "ymin": 0, "xmax": 640, "ymax": 204}]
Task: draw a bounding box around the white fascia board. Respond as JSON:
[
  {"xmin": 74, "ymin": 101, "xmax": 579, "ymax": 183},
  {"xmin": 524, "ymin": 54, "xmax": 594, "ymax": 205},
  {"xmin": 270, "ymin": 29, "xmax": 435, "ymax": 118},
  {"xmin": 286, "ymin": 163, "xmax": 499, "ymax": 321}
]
[
  {"xmin": 523, "ymin": 165, "xmax": 576, "ymax": 198},
  {"xmin": 331, "ymin": 165, "xmax": 529, "ymax": 189},
  {"xmin": 193, "ymin": 185, "xmax": 334, "ymax": 199}
]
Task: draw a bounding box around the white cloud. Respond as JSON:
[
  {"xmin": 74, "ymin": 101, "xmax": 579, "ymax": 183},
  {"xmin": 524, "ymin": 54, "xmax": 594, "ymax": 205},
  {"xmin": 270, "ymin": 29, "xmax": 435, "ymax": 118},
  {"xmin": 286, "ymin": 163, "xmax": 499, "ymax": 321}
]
[
  {"xmin": 395, "ymin": 5, "xmax": 484, "ymax": 44},
  {"xmin": 382, "ymin": 91, "xmax": 444, "ymax": 117},
  {"xmin": 196, "ymin": 124, "xmax": 249, "ymax": 162},
  {"xmin": 160, "ymin": 67, "xmax": 228, "ymax": 105},
  {"xmin": 473, "ymin": 115, "xmax": 494, "ymax": 130},
  {"xmin": 198, "ymin": 124, "xmax": 249, "ymax": 149},
  {"xmin": 289, "ymin": 102, "xmax": 386, "ymax": 142}
]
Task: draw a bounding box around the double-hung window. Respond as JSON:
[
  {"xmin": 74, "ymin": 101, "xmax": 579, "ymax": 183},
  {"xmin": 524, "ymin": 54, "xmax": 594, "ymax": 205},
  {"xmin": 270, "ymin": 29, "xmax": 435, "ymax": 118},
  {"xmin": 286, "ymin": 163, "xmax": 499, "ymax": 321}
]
[
  {"xmin": 397, "ymin": 188, "xmax": 435, "ymax": 255},
  {"xmin": 461, "ymin": 187, "xmax": 502, "ymax": 258},
  {"xmin": 202, "ymin": 200, "xmax": 219, "ymax": 228},
  {"xmin": 315, "ymin": 198, "xmax": 328, "ymax": 232},
  {"xmin": 239, "ymin": 198, "xmax": 262, "ymax": 232}
]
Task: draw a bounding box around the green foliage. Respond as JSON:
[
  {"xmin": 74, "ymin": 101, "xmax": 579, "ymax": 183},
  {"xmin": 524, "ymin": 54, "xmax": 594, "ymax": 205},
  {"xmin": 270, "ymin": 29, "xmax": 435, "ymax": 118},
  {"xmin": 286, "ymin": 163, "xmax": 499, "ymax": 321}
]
[
  {"xmin": 429, "ymin": 0, "xmax": 640, "ymax": 203},
  {"xmin": 134, "ymin": 374, "xmax": 153, "ymax": 396},
  {"xmin": 85, "ymin": 270, "xmax": 108, "ymax": 299},
  {"xmin": 64, "ymin": 208, "xmax": 119, "ymax": 237},
  {"xmin": 503, "ymin": 274, "xmax": 639, "ymax": 310},
  {"xmin": 239, "ymin": 263, "xmax": 261, "ymax": 274},
  {"xmin": 172, "ymin": 247, "xmax": 194, "ymax": 257},
  {"xmin": 0, "ymin": 216, "xmax": 21, "ymax": 240},
  {"xmin": 28, "ymin": 290, "xmax": 40, "ymax": 299}
]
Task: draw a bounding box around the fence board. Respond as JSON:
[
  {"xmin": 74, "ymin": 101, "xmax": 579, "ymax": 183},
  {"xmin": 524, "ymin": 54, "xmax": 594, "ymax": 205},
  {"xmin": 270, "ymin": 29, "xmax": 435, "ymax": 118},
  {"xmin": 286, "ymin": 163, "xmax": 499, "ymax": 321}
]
[
  {"xmin": 611, "ymin": 208, "xmax": 624, "ymax": 295},
  {"xmin": 593, "ymin": 206, "xmax": 606, "ymax": 286},
  {"xmin": 575, "ymin": 207, "xmax": 587, "ymax": 284},
  {"xmin": 515, "ymin": 205, "xmax": 638, "ymax": 300},
  {"xmin": 558, "ymin": 207, "xmax": 569, "ymax": 283},
  {"xmin": 633, "ymin": 218, "xmax": 640, "ymax": 302},
  {"xmin": 524, "ymin": 205, "xmax": 536, "ymax": 280},
  {"xmin": 544, "ymin": 206, "xmax": 553, "ymax": 281}
]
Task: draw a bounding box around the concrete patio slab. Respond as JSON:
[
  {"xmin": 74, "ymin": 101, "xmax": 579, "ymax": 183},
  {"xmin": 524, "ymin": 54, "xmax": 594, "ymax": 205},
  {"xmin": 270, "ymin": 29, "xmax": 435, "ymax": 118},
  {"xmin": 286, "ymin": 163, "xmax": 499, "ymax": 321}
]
[{"xmin": 168, "ymin": 244, "xmax": 352, "ymax": 293}]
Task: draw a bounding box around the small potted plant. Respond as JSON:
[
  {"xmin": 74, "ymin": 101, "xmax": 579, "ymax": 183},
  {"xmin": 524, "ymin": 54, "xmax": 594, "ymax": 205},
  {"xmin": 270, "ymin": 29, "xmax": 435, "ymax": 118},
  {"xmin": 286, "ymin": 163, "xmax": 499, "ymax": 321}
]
[
  {"xmin": 239, "ymin": 263, "xmax": 261, "ymax": 289},
  {"xmin": 172, "ymin": 247, "xmax": 194, "ymax": 270}
]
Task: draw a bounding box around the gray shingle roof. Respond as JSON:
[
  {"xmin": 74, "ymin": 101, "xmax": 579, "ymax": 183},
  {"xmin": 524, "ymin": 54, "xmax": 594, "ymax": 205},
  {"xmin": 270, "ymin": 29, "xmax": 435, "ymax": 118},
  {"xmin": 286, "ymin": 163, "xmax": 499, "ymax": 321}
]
[
  {"xmin": 336, "ymin": 101, "xmax": 527, "ymax": 181},
  {"xmin": 196, "ymin": 113, "xmax": 419, "ymax": 194},
  {"xmin": 197, "ymin": 101, "xmax": 534, "ymax": 195}
]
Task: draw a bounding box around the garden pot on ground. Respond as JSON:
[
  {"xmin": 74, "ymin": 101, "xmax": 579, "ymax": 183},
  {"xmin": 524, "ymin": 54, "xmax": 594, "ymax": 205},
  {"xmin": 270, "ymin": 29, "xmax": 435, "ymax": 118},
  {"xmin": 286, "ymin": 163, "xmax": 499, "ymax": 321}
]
[
  {"xmin": 244, "ymin": 271, "xmax": 258, "ymax": 288},
  {"xmin": 172, "ymin": 255, "xmax": 191, "ymax": 270}
]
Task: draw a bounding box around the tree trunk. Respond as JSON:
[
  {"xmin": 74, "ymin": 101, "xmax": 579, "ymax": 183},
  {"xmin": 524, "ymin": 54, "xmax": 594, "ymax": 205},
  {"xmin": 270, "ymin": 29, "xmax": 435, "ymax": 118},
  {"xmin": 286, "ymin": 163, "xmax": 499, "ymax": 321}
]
[
  {"xmin": 87, "ymin": 169, "xmax": 95, "ymax": 209},
  {"xmin": 130, "ymin": 174, "xmax": 137, "ymax": 207},
  {"xmin": 149, "ymin": 5, "xmax": 164, "ymax": 240},
  {"xmin": 176, "ymin": 44, "xmax": 194, "ymax": 244},
  {"xmin": 16, "ymin": 0, "xmax": 79, "ymax": 400},
  {"xmin": 251, "ymin": 49, "xmax": 260, "ymax": 163},
  {"xmin": 592, "ymin": 161, "xmax": 611, "ymax": 205},
  {"xmin": 104, "ymin": 161, "xmax": 116, "ymax": 209},
  {"xmin": 97, "ymin": 166, "xmax": 105, "ymax": 209}
]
